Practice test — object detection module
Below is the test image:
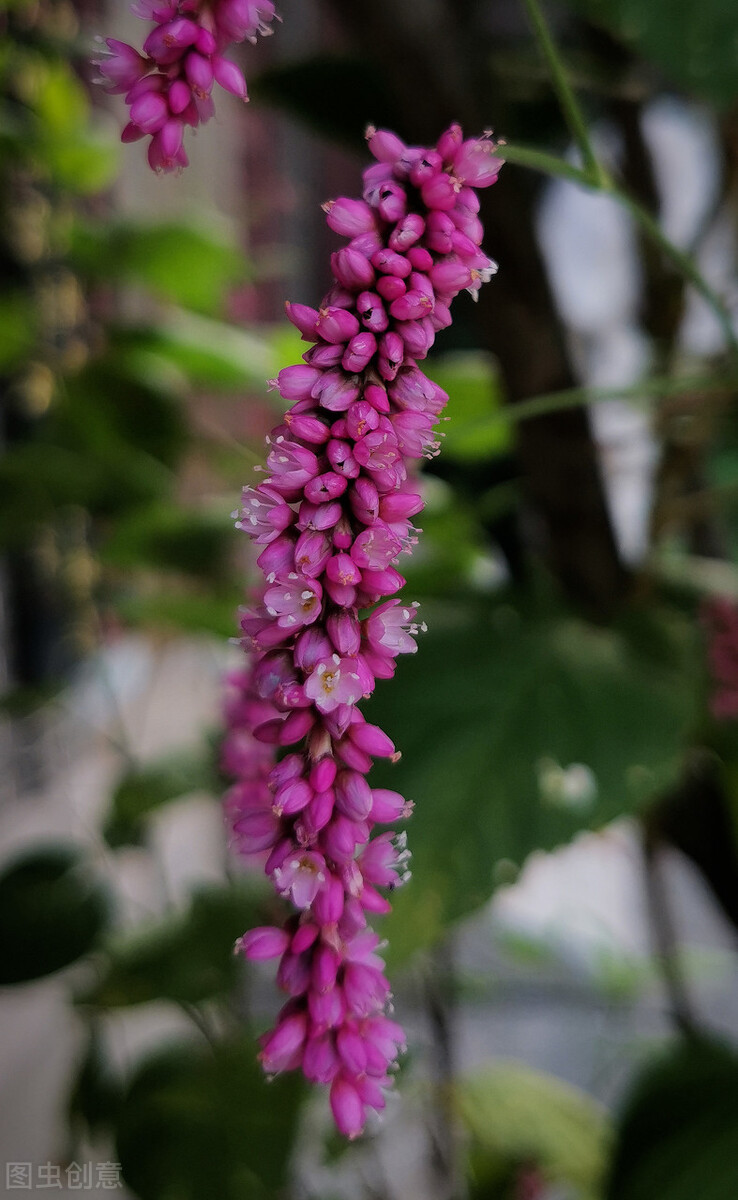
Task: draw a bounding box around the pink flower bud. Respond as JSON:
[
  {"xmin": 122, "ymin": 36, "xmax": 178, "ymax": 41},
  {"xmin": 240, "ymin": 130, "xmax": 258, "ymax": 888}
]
[
  {"xmin": 236, "ymin": 926, "xmax": 290, "ymax": 960},
  {"xmin": 327, "ymin": 611, "xmax": 361, "ymax": 656},
  {"xmin": 331, "ymin": 247, "xmax": 376, "ymax": 291},
  {"xmin": 356, "ymin": 291, "xmax": 388, "ymax": 333},
  {"xmin": 324, "ymin": 197, "xmax": 377, "ymax": 236},
  {"xmin": 129, "ymin": 90, "xmax": 169, "ymax": 134},
  {"xmin": 304, "ymin": 342, "xmax": 344, "ymax": 368},
  {"xmin": 342, "ymin": 331, "xmax": 377, "ymax": 373},
  {"xmin": 313, "ymin": 873, "xmax": 345, "ymax": 924},
  {"xmin": 212, "ymin": 54, "xmax": 248, "ymax": 100},
  {"xmin": 315, "ymin": 306, "xmax": 360, "ymax": 344},
  {"xmin": 303, "ymin": 1034, "xmax": 340, "ymax": 1084},
  {"xmin": 371, "ymin": 248, "xmax": 412, "ymax": 278},
  {"xmin": 421, "ymin": 172, "xmax": 457, "ymax": 210},
  {"xmin": 349, "ymin": 722, "xmax": 395, "ymax": 757},
  {"xmin": 380, "ymin": 283, "xmax": 409, "ymax": 315},
  {"xmin": 285, "ymin": 301, "xmax": 319, "ymax": 340},
  {"xmin": 303, "ymin": 472, "xmax": 348, "ymax": 504},
  {"xmin": 408, "ymin": 149, "xmax": 442, "ymax": 187},
  {"xmin": 329, "ymin": 1072, "xmax": 366, "ymax": 1138},
  {"xmin": 335, "ymin": 770, "xmax": 373, "ymax": 821},
  {"xmin": 366, "ymin": 126, "xmax": 406, "ymax": 163},
  {"xmin": 377, "ymin": 181, "xmax": 407, "ymax": 222},
  {"xmin": 259, "ymin": 1012, "xmax": 307, "ymax": 1074},
  {"xmin": 274, "ymin": 364, "xmax": 322, "ymax": 400},
  {"xmin": 310, "ymin": 757, "xmax": 337, "ymax": 791},
  {"xmin": 285, "ymin": 413, "xmax": 330, "ymax": 444},
  {"xmin": 388, "ymin": 213, "xmax": 425, "ymax": 252},
  {"xmin": 452, "ymin": 136, "xmax": 504, "ymax": 186}
]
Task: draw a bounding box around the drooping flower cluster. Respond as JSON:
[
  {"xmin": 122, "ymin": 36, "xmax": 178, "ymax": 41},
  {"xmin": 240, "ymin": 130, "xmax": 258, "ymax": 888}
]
[
  {"xmin": 702, "ymin": 598, "xmax": 738, "ymax": 720},
  {"xmin": 94, "ymin": 0, "xmax": 276, "ymax": 172},
  {"xmin": 225, "ymin": 125, "xmax": 503, "ymax": 1137}
]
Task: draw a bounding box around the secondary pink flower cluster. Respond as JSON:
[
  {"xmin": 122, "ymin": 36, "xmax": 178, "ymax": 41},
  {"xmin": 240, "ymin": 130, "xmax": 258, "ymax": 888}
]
[
  {"xmin": 94, "ymin": 0, "xmax": 276, "ymax": 172},
  {"xmin": 224, "ymin": 125, "xmax": 503, "ymax": 1137},
  {"xmin": 702, "ymin": 598, "xmax": 738, "ymax": 720}
]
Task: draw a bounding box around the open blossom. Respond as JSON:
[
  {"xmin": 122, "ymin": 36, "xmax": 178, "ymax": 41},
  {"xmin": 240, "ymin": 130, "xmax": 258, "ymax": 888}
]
[
  {"xmin": 93, "ymin": 0, "xmax": 277, "ymax": 172},
  {"xmin": 225, "ymin": 125, "xmax": 503, "ymax": 1137}
]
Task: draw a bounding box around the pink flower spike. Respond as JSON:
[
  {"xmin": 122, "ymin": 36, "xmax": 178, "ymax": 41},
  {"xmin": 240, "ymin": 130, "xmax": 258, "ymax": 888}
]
[
  {"xmin": 237, "ymin": 926, "xmax": 290, "ymax": 960},
  {"xmin": 224, "ymin": 125, "xmax": 502, "ymax": 1135}
]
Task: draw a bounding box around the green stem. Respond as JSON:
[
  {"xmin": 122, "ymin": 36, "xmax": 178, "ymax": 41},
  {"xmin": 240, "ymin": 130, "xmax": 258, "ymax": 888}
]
[
  {"xmin": 618, "ymin": 193, "xmax": 738, "ymax": 356},
  {"xmin": 499, "ymin": 141, "xmax": 597, "ymax": 188},
  {"xmin": 502, "ymin": 143, "xmax": 738, "ymax": 359},
  {"xmin": 481, "ymin": 371, "xmax": 738, "ymax": 429},
  {"xmin": 513, "ymin": 0, "xmax": 738, "ymax": 359},
  {"xmin": 520, "ymin": 0, "xmax": 605, "ymax": 183}
]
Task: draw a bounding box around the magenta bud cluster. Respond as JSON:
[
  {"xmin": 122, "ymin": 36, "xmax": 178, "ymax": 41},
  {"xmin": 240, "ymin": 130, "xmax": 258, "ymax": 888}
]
[
  {"xmin": 94, "ymin": 0, "xmax": 276, "ymax": 172},
  {"xmin": 224, "ymin": 125, "xmax": 503, "ymax": 1138}
]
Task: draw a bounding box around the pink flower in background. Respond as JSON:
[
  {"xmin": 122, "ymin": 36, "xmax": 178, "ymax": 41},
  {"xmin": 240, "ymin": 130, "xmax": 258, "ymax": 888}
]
[
  {"xmin": 93, "ymin": 0, "xmax": 277, "ymax": 172},
  {"xmin": 225, "ymin": 125, "xmax": 503, "ymax": 1136},
  {"xmin": 702, "ymin": 598, "xmax": 738, "ymax": 720}
]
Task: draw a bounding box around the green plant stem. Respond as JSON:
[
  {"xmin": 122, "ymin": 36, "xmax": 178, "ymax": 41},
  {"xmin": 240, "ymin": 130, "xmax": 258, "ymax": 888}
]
[
  {"xmin": 513, "ymin": 0, "xmax": 738, "ymax": 359},
  {"xmin": 499, "ymin": 371, "xmax": 738, "ymax": 426},
  {"xmin": 499, "ymin": 141, "xmax": 596, "ymax": 187},
  {"xmin": 619, "ymin": 193, "xmax": 738, "ymax": 355},
  {"xmin": 502, "ymin": 142, "xmax": 738, "ymax": 359},
  {"xmin": 520, "ymin": 0, "xmax": 605, "ymax": 183}
]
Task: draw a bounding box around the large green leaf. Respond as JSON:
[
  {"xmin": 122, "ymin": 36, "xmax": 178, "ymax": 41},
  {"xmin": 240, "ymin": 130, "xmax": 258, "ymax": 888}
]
[
  {"xmin": 570, "ymin": 0, "xmax": 738, "ymax": 108},
  {"xmin": 114, "ymin": 1038, "xmax": 304, "ymax": 1200},
  {"xmin": 112, "ymin": 313, "xmax": 275, "ymax": 390},
  {"xmin": 606, "ymin": 1037, "xmax": 738, "ymax": 1200},
  {"xmin": 0, "ymin": 846, "xmax": 110, "ymax": 985},
  {"xmin": 365, "ymin": 599, "xmax": 697, "ymax": 964},
  {"xmin": 457, "ymin": 1063, "xmax": 611, "ymax": 1200},
  {"xmin": 70, "ymin": 219, "xmax": 248, "ymax": 315},
  {"xmin": 80, "ymin": 883, "xmax": 269, "ymax": 1007}
]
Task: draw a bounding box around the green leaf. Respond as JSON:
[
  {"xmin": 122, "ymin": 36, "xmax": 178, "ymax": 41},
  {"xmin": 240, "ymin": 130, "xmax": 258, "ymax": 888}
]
[
  {"xmin": 113, "ymin": 313, "xmax": 275, "ymax": 390},
  {"xmin": 100, "ymin": 502, "xmax": 233, "ymax": 580},
  {"xmin": 365, "ymin": 599, "xmax": 698, "ymax": 964},
  {"xmin": 105, "ymin": 751, "xmax": 219, "ymax": 848},
  {"xmin": 114, "ymin": 1038, "xmax": 304, "ymax": 1200},
  {"xmin": 431, "ymin": 351, "xmax": 511, "ymax": 461},
  {"xmin": 114, "ymin": 588, "xmax": 239, "ymax": 641},
  {"xmin": 0, "ymin": 846, "xmax": 110, "ymax": 985},
  {"xmin": 457, "ymin": 1063, "xmax": 611, "ymax": 1200},
  {"xmin": 569, "ymin": 0, "xmax": 738, "ymax": 108},
  {"xmin": 606, "ymin": 1037, "xmax": 738, "ymax": 1200},
  {"xmin": 31, "ymin": 62, "xmax": 88, "ymax": 137},
  {"xmin": 80, "ymin": 883, "xmax": 269, "ymax": 1007},
  {"xmin": 0, "ymin": 292, "xmax": 36, "ymax": 370},
  {"xmin": 70, "ymin": 219, "xmax": 248, "ymax": 315},
  {"xmin": 40, "ymin": 126, "xmax": 120, "ymax": 195}
]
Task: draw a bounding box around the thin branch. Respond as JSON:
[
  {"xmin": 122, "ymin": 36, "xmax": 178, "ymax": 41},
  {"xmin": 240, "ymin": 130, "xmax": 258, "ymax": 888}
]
[
  {"xmin": 519, "ymin": 0, "xmax": 604, "ymax": 182},
  {"xmin": 642, "ymin": 832, "xmax": 699, "ymax": 1039}
]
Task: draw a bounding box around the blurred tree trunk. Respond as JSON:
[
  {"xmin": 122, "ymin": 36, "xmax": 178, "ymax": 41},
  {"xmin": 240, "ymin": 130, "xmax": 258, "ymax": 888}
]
[{"xmin": 322, "ymin": 0, "xmax": 629, "ymax": 617}]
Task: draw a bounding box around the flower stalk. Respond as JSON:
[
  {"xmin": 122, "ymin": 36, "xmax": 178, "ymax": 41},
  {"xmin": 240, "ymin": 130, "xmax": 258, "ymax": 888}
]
[{"xmin": 223, "ymin": 125, "xmax": 503, "ymax": 1137}]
